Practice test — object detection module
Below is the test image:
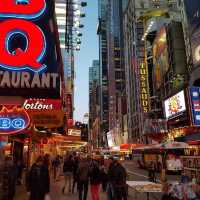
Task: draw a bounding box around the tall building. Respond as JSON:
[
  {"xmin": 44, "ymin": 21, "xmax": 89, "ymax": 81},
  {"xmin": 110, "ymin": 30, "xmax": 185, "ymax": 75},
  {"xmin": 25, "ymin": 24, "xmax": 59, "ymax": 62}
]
[
  {"xmin": 89, "ymin": 60, "xmax": 100, "ymax": 148},
  {"xmin": 107, "ymin": 0, "xmax": 125, "ymax": 131},
  {"xmin": 97, "ymin": 0, "xmax": 128, "ymax": 147},
  {"xmin": 55, "ymin": 0, "xmax": 74, "ymax": 120},
  {"xmin": 97, "ymin": 0, "xmax": 109, "ymax": 146},
  {"xmin": 123, "ymin": 0, "xmax": 181, "ymax": 142}
]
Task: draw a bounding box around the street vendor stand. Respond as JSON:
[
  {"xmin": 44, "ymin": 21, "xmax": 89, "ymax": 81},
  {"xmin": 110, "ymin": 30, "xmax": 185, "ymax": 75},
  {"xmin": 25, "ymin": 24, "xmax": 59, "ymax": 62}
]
[{"xmin": 127, "ymin": 181, "xmax": 162, "ymax": 200}]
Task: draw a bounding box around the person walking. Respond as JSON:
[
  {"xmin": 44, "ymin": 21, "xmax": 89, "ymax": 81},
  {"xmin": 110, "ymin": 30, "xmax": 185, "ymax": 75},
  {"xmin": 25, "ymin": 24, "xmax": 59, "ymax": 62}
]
[
  {"xmin": 26, "ymin": 156, "xmax": 50, "ymax": 200},
  {"xmin": 62, "ymin": 154, "xmax": 74, "ymax": 194},
  {"xmin": 77, "ymin": 156, "xmax": 90, "ymax": 200},
  {"xmin": 72, "ymin": 155, "xmax": 79, "ymax": 194},
  {"xmin": 52, "ymin": 155, "xmax": 61, "ymax": 182},
  {"xmin": 112, "ymin": 160, "xmax": 127, "ymax": 200},
  {"xmin": 16, "ymin": 159, "xmax": 24, "ymax": 185},
  {"xmin": 100, "ymin": 162, "xmax": 108, "ymax": 192},
  {"xmin": 107, "ymin": 157, "xmax": 115, "ymax": 200},
  {"xmin": 148, "ymin": 161, "xmax": 156, "ymax": 182},
  {"xmin": 1, "ymin": 156, "xmax": 17, "ymax": 200},
  {"xmin": 89, "ymin": 159, "xmax": 101, "ymax": 200}
]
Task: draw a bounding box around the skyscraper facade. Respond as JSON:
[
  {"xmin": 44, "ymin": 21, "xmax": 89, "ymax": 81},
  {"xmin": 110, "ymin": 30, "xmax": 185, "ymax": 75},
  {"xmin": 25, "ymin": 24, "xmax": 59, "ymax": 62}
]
[
  {"xmin": 97, "ymin": 0, "xmax": 109, "ymax": 146},
  {"xmin": 106, "ymin": 0, "xmax": 125, "ymax": 133},
  {"xmin": 89, "ymin": 60, "xmax": 100, "ymax": 148}
]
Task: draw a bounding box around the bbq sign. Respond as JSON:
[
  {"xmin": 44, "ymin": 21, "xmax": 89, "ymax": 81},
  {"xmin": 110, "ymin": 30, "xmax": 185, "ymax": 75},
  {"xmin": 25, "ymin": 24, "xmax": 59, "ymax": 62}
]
[
  {"xmin": 0, "ymin": 0, "xmax": 61, "ymax": 98},
  {"xmin": 0, "ymin": 107, "xmax": 30, "ymax": 135}
]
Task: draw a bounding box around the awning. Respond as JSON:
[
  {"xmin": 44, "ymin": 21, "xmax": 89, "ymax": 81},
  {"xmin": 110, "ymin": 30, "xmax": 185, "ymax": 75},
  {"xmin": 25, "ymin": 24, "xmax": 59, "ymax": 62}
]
[
  {"xmin": 120, "ymin": 143, "xmax": 144, "ymax": 150},
  {"xmin": 175, "ymin": 133, "xmax": 200, "ymax": 142}
]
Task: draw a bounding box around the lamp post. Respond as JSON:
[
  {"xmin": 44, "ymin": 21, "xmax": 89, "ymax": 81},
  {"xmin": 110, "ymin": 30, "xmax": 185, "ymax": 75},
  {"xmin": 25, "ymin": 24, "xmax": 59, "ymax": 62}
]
[{"xmin": 65, "ymin": 0, "xmax": 87, "ymax": 52}]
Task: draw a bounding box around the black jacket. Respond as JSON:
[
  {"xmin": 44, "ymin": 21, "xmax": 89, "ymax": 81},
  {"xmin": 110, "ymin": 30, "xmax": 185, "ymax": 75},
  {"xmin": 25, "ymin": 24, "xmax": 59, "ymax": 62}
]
[
  {"xmin": 112, "ymin": 162, "xmax": 127, "ymax": 187},
  {"xmin": 63, "ymin": 159, "xmax": 74, "ymax": 173},
  {"xmin": 89, "ymin": 162, "xmax": 101, "ymax": 185},
  {"xmin": 26, "ymin": 164, "xmax": 50, "ymax": 200}
]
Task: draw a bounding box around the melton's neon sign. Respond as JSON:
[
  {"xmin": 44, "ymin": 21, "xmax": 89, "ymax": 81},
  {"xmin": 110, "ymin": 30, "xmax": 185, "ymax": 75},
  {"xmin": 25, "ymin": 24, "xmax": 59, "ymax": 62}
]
[
  {"xmin": 0, "ymin": 0, "xmax": 47, "ymax": 73},
  {"xmin": 0, "ymin": 107, "xmax": 30, "ymax": 135}
]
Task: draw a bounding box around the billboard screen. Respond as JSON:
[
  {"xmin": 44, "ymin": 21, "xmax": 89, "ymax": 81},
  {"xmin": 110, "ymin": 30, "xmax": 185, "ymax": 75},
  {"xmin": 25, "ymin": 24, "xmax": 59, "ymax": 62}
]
[
  {"xmin": 164, "ymin": 90, "xmax": 186, "ymax": 119},
  {"xmin": 153, "ymin": 27, "xmax": 169, "ymax": 89},
  {"xmin": 0, "ymin": 0, "xmax": 61, "ymax": 98},
  {"xmin": 184, "ymin": 0, "xmax": 200, "ymax": 67},
  {"xmin": 190, "ymin": 87, "xmax": 200, "ymax": 125}
]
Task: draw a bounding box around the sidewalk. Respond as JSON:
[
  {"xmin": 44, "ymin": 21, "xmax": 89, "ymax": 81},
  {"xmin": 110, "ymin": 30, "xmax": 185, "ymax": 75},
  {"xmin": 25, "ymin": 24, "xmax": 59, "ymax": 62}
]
[{"xmin": 14, "ymin": 177, "xmax": 107, "ymax": 200}]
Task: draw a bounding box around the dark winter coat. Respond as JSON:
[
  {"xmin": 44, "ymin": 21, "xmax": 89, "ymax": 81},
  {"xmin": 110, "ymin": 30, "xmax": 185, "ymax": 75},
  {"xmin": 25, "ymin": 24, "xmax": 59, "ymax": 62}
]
[
  {"xmin": 77, "ymin": 160, "xmax": 90, "ymax": 182},
  {"xmin": 1, "ymin": 162, "xmax": 17, "ymax": 200},
  {"xmin": 112, "ymin": 162, "xmax": 127, "ymax": 187},
  {"xmin": 26, "ymin": 164, "xmax": 50, "ymax": 200},
  {"xmin": 63, "ymin": 159, "xmax": 74, "ymax": 173},
  {"xmin": 89, "ymin": 162, "xmax": 101, "ymax": 185}
]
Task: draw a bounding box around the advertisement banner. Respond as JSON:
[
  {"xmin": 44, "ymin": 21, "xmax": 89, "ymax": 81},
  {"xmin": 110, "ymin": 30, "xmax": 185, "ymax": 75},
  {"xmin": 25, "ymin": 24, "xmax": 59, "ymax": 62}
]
[
  {"xmin": 29, "ymin": 110, "xmax": 64, "ymax": 128},
  {"xmin": 164, "ymin": 90, "xmax": 186, "ymax": 119},
  {"xmin": 153, "ymin": 27, "xmax": 169, "ymax": 89},
  {"xmin": 190, "ymin": 87, "xmax": 200, "ymax": 125},
  {"xmin": 0, "ymin": 0, "xmax": 61, "ymax": 98},
  {"xmin": 184, "ymin": 0, "xmax": 200, "ymax": 67}
]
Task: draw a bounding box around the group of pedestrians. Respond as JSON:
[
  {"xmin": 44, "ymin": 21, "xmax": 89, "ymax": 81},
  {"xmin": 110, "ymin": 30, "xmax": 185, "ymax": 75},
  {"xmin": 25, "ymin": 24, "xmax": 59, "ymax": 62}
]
[
  {"xmin": 0, "ymin": 156, "xmax": 25, "ymax": 200},
  {"xmin": 61, "ymin": 154, "xmax": 128, "ymax": 200},
  {"xmin": 0, "ymin": 153, "xmax": 128, "ymax": 200}
]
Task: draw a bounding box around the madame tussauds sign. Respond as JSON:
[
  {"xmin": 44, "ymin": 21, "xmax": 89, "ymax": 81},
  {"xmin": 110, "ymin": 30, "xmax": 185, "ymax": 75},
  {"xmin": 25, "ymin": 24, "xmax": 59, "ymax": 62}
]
[{"xmin": 0, "ymin": 0, "xmax": 61, "ymax": 98}]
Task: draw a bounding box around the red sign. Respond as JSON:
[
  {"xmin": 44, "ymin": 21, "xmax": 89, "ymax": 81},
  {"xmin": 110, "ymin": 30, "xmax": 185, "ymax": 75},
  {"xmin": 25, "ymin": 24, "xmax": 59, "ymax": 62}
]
[
  {"xmin": 0, "ymin": 107, "xmax": 30, "ymax": 135},
  {"xmin": 23, "ymin": 99, "xmax": 61, "ymax": 111},
  {"xmin": 0, "ymin": 0, "xmax": 46, "ymax": 19},
  {"xmin": 0, "ymin": 0, "xmax": 46, "ymax": 73}
]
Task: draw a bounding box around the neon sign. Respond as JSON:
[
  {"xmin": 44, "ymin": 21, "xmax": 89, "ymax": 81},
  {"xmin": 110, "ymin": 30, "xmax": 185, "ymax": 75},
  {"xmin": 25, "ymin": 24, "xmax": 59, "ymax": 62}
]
[
  {"xmin": 0, "ymin": 0, "xmax": 46, "ymax": 19},
  {"xmin": 0, "ymin": 107, "xmax": 30, "ymax": 135},
  {"xmin": 0, "ymin": 0, "xmax": 47, "ymax": 73}
]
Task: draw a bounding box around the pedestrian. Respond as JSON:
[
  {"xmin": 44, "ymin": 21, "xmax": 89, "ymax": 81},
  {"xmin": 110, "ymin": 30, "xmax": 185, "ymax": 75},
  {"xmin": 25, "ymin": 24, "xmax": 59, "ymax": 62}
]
[
  {"xmin": 1, "ymin": 156, "xmax": 17, "ymax": 200},
  {"xmin": 89, "ymin": 159, "xmax": 101, "ymax": 200},
  {"xmin": 148, "ymin": 161, "xmax": 156, "ymax": 182},
  {"xmin": 100, "ymin": 160, "xmax": 108, "ymax": 192},
  {"xmin": 62, "ymin": 154, "xmax": 74, "ymax": 194},
  {"xmin": 77, "ymin": 156, "xmax": 90, "ymax": 200},
  {"xmin": 72, "ymin": 155, "xmax": 79, "ymax": 194},
  {"xmin": 26, "ymin": 156, "xmax": 50, "ymax": 200},
  {"xmin": 16, "ymin": 159, "xmax": 24, "ymax": 185},
  {"xmin": 52, "ymin": 155, "xmax": 61, "ymax": 181},
  {"xmin": 112, "ymin": 159, "xmax": 127, "ymax": 200},
  {"xmin": 107, "ymin": 157, "xmax": 115, "ymax": 200}
]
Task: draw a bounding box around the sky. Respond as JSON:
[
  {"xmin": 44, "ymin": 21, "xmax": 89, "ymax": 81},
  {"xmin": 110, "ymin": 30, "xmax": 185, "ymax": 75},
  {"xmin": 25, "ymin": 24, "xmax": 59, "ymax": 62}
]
[{"xmin": 74, "ymin": 0, "xmax": 99, "ymax": 122}]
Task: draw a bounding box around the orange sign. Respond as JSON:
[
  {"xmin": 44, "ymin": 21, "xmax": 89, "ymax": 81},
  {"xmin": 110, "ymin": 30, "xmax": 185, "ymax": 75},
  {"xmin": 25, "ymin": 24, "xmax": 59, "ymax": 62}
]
[{"xmin": 29, "ymin": 110, "xmax": 64, "ymax": 128}]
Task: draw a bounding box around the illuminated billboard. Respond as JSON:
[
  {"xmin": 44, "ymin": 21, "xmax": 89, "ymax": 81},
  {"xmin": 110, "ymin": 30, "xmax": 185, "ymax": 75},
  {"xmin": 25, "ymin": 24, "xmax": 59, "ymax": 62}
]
[
  {"xmin": 190, "ymin": 87, "xmax": 200, "ymax": 125},
  {"xmin": 0, "ymin": 0, "xmax": 61, "ymax": 98},
  {"xmin": 184, "ymin": 0, "xmax": 200, "ymax": 67},
  {"xmin": 164, "ymin": 90, "xmax": 186, "ymax": 119},
  {"xmin": 153, "ymin": 27, "xmax": 169, "ymax": 89}
]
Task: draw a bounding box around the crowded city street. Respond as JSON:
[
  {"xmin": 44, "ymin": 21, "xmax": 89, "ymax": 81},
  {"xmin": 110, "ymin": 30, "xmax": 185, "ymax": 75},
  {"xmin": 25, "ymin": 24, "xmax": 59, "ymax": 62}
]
[{"xmin": 1, "ymin": 0, "xmax": 200, "ymax": 200}]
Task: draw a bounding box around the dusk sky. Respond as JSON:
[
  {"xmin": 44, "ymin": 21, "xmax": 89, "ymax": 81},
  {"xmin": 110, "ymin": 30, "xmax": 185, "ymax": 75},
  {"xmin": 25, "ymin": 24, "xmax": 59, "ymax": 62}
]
[{"xmin": 74, "ymin": 0, "xmax": 98, "ymax": 122}]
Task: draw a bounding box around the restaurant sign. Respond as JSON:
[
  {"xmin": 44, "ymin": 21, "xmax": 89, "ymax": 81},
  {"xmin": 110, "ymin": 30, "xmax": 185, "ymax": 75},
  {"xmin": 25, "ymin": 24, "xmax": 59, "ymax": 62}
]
[
  {"xmin": 23, "ymin": 99, "xmax": 61, "ymax": 111},
  {"xmin": 0, "ymin": 107, "xmax": 30, "ymax": 135}
]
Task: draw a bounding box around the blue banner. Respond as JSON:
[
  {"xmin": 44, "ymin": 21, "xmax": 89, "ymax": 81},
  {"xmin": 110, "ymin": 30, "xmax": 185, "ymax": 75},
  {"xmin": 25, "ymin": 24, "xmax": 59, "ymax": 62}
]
[{"xmin": 190, "ymin": 87, "xmax": 200, "ymax": 125}]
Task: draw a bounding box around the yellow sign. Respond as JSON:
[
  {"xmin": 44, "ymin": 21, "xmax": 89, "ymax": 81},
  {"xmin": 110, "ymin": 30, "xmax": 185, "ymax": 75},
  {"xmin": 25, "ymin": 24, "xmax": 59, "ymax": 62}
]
[
  {"xmin": 29, "ymin": 111, "xmax": 64, "ymax": 128},
  {"xmin": 140, "ymin": 62, "xmax": 149, "ymax": 113}
]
